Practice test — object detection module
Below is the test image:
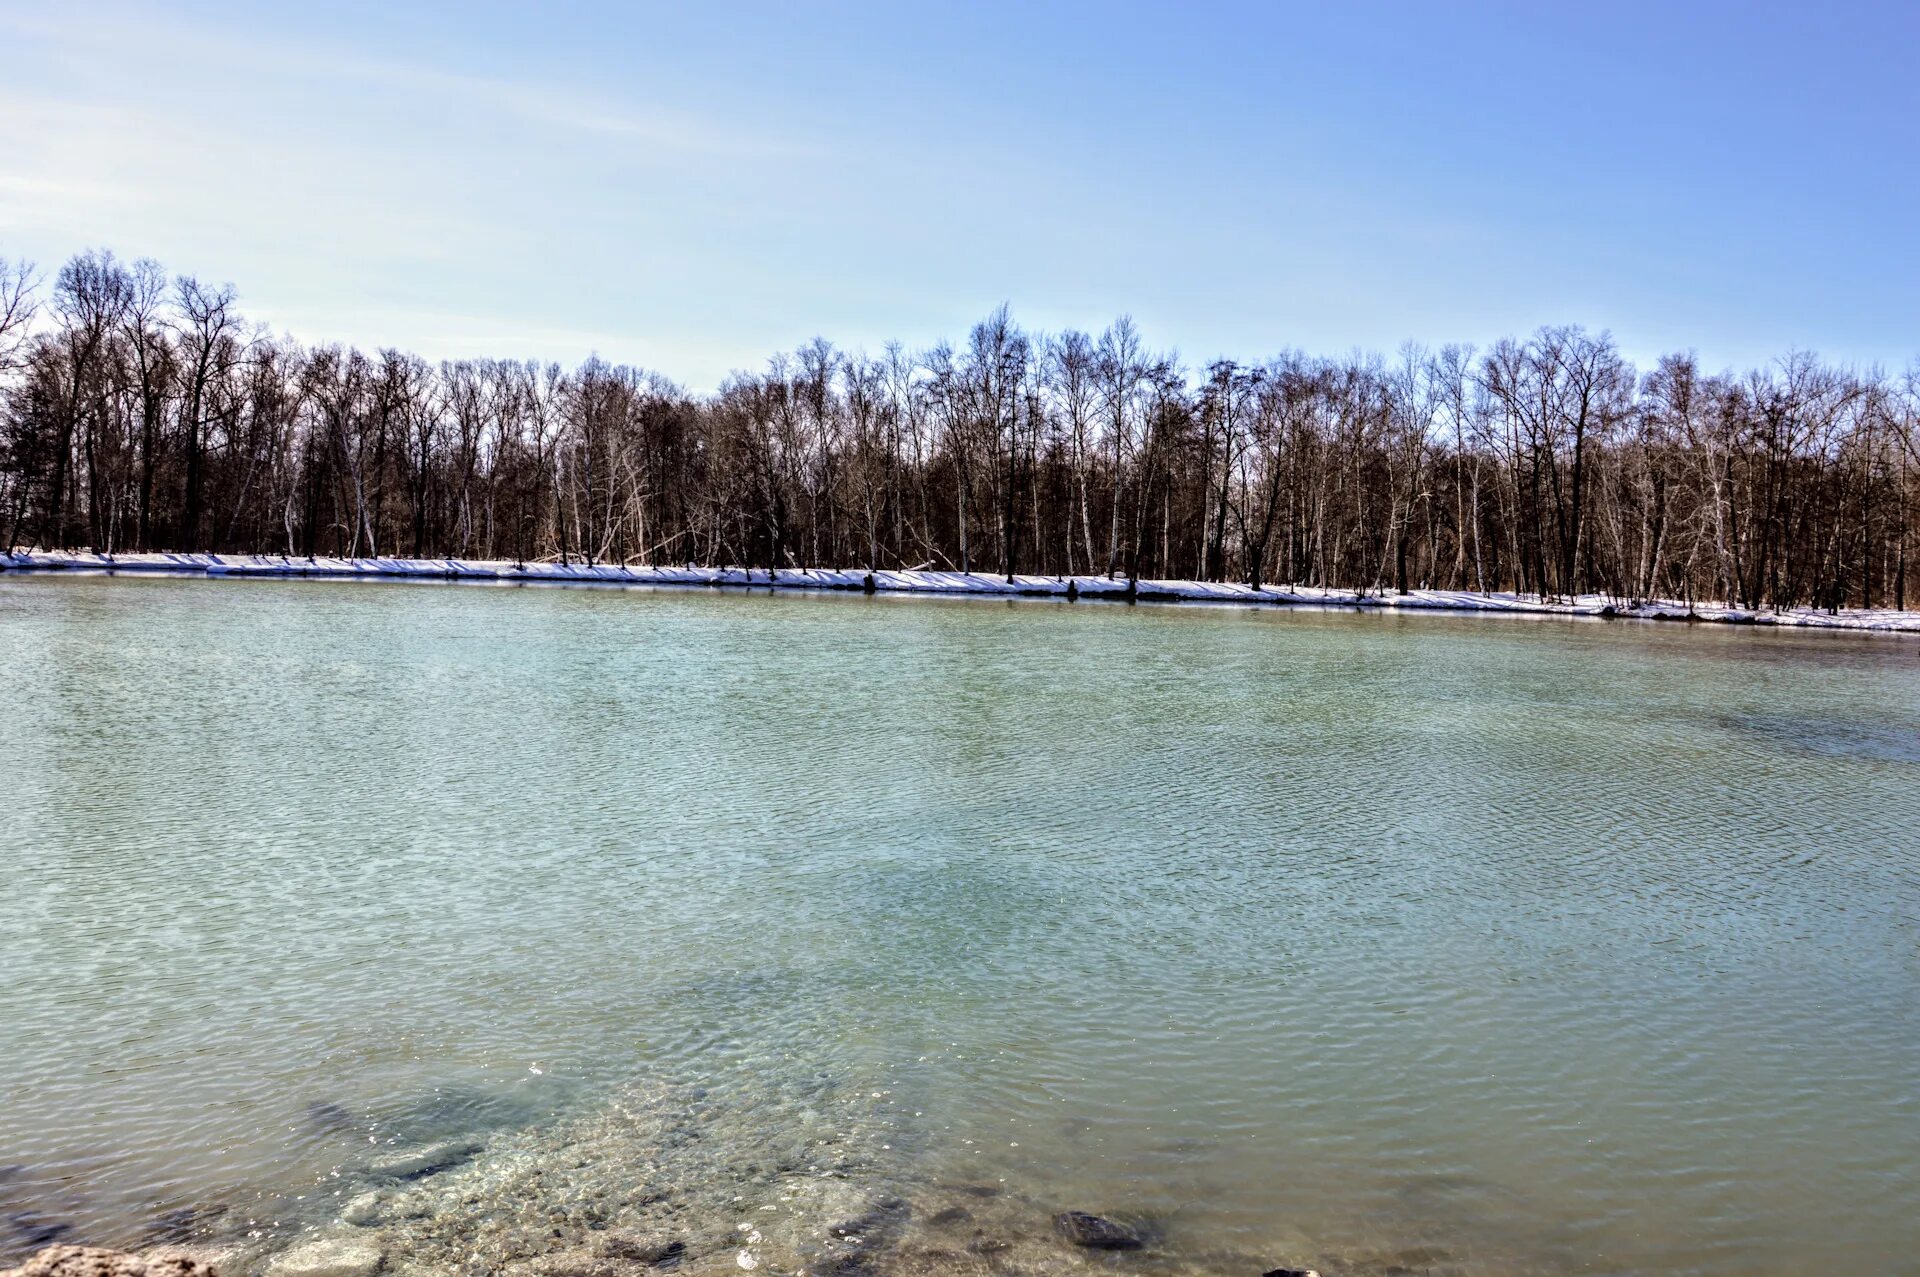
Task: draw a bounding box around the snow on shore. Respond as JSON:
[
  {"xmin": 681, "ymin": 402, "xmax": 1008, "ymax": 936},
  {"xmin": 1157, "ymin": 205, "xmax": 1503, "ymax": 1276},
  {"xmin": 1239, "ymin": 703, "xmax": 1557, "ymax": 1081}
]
[{"xmin": 6, "ymin": 549, "xmax": 1919, "ymax": 633}]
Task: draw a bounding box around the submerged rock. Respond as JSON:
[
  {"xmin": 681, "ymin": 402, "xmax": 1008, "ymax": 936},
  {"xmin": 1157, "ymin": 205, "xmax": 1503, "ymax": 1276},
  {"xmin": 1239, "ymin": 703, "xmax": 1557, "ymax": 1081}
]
[
  {"xmin": 591, "ymin": 1233, "xmax": 682, "ymax": 1265},
  {"xmin": 382, "ymin": 1085, "xmax": 530, "ymax": 1146},
  {"xmin": 264, "ymin": 1237, "xmax": 382, "ymax": 1277},
  {"xmin": 6, "ymin": 1218, "xmax": 74, "ymax": 1251},
  {"xmin": 0, "ymin": 1247, "xmax": 215, "ymax": 1277},
  {"xmin": 501, "ymin": 1255, "xmax": 623, "ymax": 1277},
  {"xmin": 140, "ymin": 1206, "xmax": 228, "ymax": 1248},
  {"xmin": 302, "ymin": 1103, "xmax": 358, "ymax": 1135},
  {"xmin": 1051, "ymin": 1211, "xmax": 1143, "ymax": 1250},
  {"xmin": 503, "ymin": 1231, "xmax": 686, "ymax": 1275},
  {"xmin": 367, "ymin": 1139, "xmax": 481, "ymax": 1180},
  {"xmin": 813, "ymin": 1183, "xmax": 904, "ymax": 1241},
  {"xmin": 337, "ymin": 1194, "xmax": 385, "ymax": 1228}
]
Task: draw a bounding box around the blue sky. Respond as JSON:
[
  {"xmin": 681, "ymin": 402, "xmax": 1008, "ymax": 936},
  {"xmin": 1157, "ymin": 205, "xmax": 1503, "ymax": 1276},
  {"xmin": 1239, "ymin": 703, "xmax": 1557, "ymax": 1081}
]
[{"xmin": 2, "ymin": 0, "xmax": 1915, "ymax": 389}]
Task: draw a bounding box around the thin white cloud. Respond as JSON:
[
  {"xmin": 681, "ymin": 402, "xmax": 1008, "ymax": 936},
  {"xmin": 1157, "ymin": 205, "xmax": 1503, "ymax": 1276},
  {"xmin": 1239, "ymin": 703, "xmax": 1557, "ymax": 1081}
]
[
  {"xmin": 0, "ymin": 2, "xmax": 811, "ymax": 161},
  {"xmin": 331, "ymin": 57, "xmax": 809, "ymax": 160}
]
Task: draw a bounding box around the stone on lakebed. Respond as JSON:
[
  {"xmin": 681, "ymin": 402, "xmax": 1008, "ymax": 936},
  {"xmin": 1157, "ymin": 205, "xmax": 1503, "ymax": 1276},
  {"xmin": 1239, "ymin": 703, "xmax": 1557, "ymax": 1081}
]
[
  {"xmin": 337, "ymin": 1192, "xmax": 385, "ymax": 1228},
  {"xmin": 1051, "ymin": 1211, "xmax": 1143, "ymax": 1250},
  {"xmin": 500, "ymin": 1229, "xmax": 686, "ymax": 1277},
  {"xmin": 264, "ymin": 1237, "xmax": 383, "ymax": 1277},
  {"xmin": 590, "ymin": 1232, "xmax": 683, "ymax": 1265},
  {"xmin": 366, "ymin": 1138, "xmax": 481, "ymax": 1180}
]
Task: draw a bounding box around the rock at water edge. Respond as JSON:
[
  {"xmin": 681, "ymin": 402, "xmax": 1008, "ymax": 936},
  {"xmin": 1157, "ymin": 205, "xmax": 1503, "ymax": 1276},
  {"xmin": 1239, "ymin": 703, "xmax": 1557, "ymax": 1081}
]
[{"xmin": 0, "ymin": 1247, "xmax": 217, "ymax": 1277}]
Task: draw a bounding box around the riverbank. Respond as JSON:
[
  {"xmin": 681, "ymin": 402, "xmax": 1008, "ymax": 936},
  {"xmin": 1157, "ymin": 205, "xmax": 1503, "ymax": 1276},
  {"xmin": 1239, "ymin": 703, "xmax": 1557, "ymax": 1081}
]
[{"xmin": 6, "ymin": 549, "xmax": 1918, "ymax": 633}]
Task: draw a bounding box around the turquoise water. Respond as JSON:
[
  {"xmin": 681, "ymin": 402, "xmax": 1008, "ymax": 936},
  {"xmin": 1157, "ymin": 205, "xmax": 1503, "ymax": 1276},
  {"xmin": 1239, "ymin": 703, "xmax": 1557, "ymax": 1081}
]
[{"xmin": 1, "ymin": 575, "xmax": 1916, "ymax": 1275}]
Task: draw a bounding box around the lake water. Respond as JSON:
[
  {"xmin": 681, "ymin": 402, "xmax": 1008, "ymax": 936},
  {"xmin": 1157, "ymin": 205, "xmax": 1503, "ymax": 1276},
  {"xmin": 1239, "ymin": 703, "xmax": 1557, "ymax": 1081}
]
[{"xmin": 1, "ymin": 575, "xmax": 1916, "ymax": 1277}]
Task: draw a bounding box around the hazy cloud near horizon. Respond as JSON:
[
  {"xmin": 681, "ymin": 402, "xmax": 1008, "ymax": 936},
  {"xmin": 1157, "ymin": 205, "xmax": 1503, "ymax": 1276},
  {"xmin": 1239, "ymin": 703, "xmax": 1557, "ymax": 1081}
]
[{"xmin": 3, "ymin": 0, "xmax": 1916, "ymax": 389}]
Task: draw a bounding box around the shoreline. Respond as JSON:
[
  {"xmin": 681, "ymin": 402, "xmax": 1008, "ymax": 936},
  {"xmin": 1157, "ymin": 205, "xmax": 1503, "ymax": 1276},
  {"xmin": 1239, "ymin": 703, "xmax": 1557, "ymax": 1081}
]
[
  {"xmin": 6, "ymin": 549, "xmax": 1919, "ymax": 634},
  {"xmin": 0, "ymin": 1038, "xmax": 1360, "ymax": 1277},
  {"xmin": 0, "ymin": 1070, "xmax": 1347, "ymax": 1277}
]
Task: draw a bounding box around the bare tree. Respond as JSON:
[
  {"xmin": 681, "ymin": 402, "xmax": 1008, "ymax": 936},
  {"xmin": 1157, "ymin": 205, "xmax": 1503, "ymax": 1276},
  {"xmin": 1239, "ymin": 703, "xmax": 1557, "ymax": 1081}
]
[{"xmin": 5, "ymin": 247, "xmax": 1915, "ymax": 611}]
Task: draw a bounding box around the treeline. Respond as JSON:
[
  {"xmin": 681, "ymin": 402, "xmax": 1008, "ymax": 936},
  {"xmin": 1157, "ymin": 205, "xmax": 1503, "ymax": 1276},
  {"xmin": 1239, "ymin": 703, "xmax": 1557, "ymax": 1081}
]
[{"xmin": 2, "ymin": 250, "xmax": 1916, "ymax": 609}]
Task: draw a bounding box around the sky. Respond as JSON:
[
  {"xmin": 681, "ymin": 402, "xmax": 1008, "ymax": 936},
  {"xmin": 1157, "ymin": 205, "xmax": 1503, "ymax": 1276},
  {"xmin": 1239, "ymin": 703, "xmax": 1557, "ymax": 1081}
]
[{"xmin": 1, "ymin": 0, "xmax": 1916, "ymax": 390}]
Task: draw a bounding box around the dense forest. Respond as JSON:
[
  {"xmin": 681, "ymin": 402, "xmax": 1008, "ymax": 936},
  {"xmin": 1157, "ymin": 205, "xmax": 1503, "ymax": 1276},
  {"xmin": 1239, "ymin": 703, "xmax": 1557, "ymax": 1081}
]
[{"xmin": 2, "ymin": 250, "xmax": 1915, "ymax": 609}]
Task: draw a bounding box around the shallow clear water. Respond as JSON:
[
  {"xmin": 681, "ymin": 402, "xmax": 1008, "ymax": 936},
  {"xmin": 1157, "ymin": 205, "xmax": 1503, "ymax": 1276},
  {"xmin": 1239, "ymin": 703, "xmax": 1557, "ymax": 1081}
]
[{"xmin": 1, "ymin": 575, "xmax": 1917, "ymax": 1276}]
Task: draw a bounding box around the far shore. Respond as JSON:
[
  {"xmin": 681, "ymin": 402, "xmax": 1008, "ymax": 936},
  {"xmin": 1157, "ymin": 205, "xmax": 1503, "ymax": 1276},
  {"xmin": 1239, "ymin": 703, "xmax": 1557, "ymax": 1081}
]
[{"xmin": 7, "ymin": 549, "xmax": 1919, "ymax": 635}]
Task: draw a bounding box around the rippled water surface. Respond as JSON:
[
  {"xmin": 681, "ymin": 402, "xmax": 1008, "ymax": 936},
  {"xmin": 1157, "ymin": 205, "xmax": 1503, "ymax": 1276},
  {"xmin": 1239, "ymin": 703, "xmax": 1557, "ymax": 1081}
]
[{"xmin": 2, "ymin": 575, "xmax": 1917, "ymax": 1276}]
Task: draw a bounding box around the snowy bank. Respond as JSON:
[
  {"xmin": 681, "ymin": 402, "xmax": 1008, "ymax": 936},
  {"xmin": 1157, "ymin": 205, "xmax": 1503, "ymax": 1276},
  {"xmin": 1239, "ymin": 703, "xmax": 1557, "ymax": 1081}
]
[{"xmin": 6, "ymin": 549, "xmax": 1919, "ymax": 633}]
